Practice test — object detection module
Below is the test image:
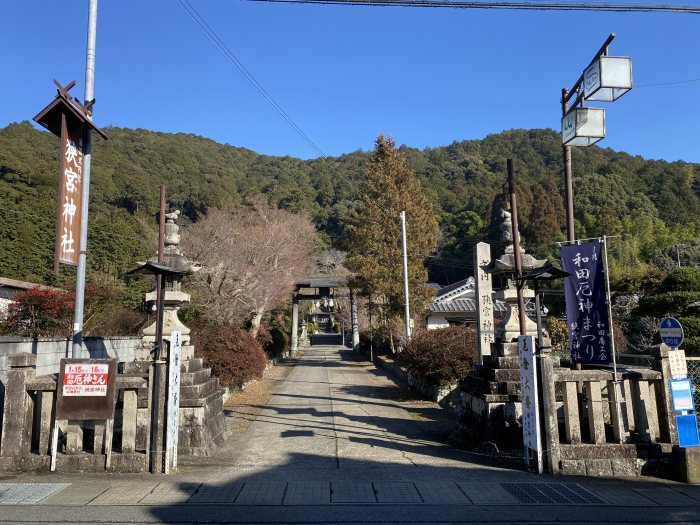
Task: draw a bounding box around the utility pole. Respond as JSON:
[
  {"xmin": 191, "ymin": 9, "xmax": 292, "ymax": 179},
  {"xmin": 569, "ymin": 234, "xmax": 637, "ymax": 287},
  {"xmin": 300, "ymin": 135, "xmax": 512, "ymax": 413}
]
[
  {"xmin": 400, "ymin": 211, "xmax": 411, "ymax": 340},
  {"xmin": 677, "ymin": 244, "xmax": 682, "ymax": 269},
  {"xmin": 72, "ymin": 0, "xmax": 98, "ymax": 358}
]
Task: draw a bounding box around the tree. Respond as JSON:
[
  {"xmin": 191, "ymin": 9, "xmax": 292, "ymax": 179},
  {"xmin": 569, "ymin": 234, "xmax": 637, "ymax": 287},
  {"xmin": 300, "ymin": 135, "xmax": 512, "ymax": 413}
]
[
  {"xmin": 630, "ymin": 268, "xmax": 700, "ymax": 355},
  {"xmin": 344, "ymin": 135, "xmax": 439, "ymax": 338},
  {"xmin": 183, "ymin": 201, "xmax": 317, "ymax": 335}
]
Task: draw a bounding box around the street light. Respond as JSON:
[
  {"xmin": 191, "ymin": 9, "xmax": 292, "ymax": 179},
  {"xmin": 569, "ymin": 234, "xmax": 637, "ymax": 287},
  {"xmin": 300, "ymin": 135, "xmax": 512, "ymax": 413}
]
[{"xmin": 561, "ymin": 33, "xmax": 632, "ymax": 241}]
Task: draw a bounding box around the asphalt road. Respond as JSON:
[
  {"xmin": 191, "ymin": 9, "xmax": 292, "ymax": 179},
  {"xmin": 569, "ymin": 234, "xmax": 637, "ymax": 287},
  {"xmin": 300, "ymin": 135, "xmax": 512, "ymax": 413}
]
[{"xmin": 1, "ymin": 345, "xmax": 699, "ymax": 524}]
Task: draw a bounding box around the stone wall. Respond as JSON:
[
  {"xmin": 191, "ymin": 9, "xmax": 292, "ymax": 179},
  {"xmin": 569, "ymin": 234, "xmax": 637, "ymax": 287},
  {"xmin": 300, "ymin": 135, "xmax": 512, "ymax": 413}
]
[
  {"xmin": 0, "ymin": 336, "xmax": 140, "ymax": 383},
  {"xmin": 375, "ymin": 355, "xmax": 459, "ymax": 406}
]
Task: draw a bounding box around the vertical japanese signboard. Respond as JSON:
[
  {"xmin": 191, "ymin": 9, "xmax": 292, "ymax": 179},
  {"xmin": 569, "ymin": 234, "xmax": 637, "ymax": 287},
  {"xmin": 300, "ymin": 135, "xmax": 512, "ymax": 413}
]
[
  {"xmin": 474, "ymin": 242, "xmax": 494, "ymax": 361},
  {"xmin": 165, "ymin": 331, "xmax": 182, "ymax": 473},
  {"xmin": 56, "ymin": 115, "xmax": 83, "ymax": 267},
  {"xmin": 518, "ymin": 335, "xmax": 542, "ymax": 473},
  {"xmin": 561, "ymin": 241, "xmax": 612, "ymax": 365}
]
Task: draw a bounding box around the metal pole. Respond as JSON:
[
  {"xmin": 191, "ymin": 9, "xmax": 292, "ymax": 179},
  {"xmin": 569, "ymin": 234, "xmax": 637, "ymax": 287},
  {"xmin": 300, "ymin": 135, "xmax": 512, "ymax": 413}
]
[
  {"xmin": 677, "ymin": 244, "xmax": 682, "ymax": 269},
  {"xmin": 71, "ymin": 0, "xmax": 98, "ymax": 359},
  {"xmin": 400, "ymin": 211, "xmax": 411, "ymax": 340},
  {"xmin": 562, "ymin": 89, "xmax": 575, "ymax": 243},
  {"xmin": 602, "ymin": 237, "xmax": 618, "ymax": 378},
  {"xmin": 602, "ymin": 235, "xmax": 624, "ymax": 443},
  {"xmin": 150, "ymin": 186, "xmax": 167, "ymax": 474},
  {"xmin": 507, "ymin": 159, "xmax": 527, "ymax": 336}
]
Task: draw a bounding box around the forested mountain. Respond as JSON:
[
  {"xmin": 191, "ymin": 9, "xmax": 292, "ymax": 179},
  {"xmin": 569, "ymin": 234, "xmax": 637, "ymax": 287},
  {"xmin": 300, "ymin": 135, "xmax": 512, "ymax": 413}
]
[{"xmin": 1, "ymin": 121, "xmax": 699, "ymax": 289}]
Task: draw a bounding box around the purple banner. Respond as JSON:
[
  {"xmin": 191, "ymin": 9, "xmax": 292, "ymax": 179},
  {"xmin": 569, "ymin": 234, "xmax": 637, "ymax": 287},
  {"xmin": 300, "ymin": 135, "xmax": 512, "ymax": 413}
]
[{"xmin": 560, "ymin": 241, "xmax": 612, "ymax": 365}]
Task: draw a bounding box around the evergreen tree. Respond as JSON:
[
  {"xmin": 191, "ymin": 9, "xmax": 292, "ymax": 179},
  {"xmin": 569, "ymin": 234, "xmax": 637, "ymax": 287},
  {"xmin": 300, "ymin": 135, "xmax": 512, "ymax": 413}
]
[{"xmin": 345, "ymin": 135, "xmax": 439, "ymax": 326}]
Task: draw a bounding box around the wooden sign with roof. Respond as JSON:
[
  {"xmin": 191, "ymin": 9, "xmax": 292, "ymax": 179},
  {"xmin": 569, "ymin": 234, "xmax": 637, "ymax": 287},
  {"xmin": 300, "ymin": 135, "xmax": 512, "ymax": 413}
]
[{"xmin": 33, "ymin": 80, "xmax": 107, "ymax": 272}]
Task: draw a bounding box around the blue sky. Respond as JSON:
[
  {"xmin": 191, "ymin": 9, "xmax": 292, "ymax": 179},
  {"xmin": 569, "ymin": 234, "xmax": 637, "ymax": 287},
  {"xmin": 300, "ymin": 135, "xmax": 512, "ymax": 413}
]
[{"xmin": 2, "ymin": 1, "xmax": 699, "ymax": 162}]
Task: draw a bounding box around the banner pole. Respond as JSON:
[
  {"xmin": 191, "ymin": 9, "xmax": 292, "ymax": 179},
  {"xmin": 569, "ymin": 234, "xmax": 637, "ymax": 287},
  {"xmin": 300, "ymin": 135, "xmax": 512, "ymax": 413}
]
[{"xmin": 602, "ymin": 236, "xmax": 625, "ymax": 443}]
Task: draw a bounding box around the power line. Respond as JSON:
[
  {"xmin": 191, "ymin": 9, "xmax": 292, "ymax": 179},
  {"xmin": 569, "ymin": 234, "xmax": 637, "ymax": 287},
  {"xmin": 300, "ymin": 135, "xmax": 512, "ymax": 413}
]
[
  {"xmin": 637, "ymin": 78, "xmax": 700, "ymax": 89},
  {"xmin": 243, "ymin": 0, "xmax": 700, "ymax": 14},
  {"xmin": 176, "ymin": 0, "xmax": 329, "ymax": 159}
]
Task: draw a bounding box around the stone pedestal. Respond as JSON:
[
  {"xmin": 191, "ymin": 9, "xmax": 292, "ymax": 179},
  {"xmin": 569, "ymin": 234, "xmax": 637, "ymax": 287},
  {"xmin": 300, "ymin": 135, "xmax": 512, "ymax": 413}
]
[
  {"xmin": 142, "ymin": 290, "xmax": 192, "ymax": 345},
  {"xmin": 493, "ymin": 285, "xmax": 538, "ymax": 342}
]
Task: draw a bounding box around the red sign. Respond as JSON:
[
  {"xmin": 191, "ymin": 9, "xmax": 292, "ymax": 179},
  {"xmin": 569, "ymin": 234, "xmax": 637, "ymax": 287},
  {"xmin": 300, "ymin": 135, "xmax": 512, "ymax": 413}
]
[
  {"xmin": 62, "ymin": 363, "xmax": 109, "ymax": 396},
  {"xmin": 56, "ymin": 115, "xmax": 83, "ymax": 266}
]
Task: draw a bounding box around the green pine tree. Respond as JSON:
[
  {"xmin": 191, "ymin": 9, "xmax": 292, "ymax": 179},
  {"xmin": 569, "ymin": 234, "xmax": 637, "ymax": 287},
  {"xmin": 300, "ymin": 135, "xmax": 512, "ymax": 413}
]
[{"xmin": 345, "ymin": 135, "xmax": 439, "ymax": 327}]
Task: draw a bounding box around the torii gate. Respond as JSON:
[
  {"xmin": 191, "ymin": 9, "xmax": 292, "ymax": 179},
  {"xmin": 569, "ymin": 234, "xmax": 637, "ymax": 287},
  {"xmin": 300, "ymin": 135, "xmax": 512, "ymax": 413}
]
[{"xmin": 291, "ymin": 277, "xmax": 360, "ymax": 354}]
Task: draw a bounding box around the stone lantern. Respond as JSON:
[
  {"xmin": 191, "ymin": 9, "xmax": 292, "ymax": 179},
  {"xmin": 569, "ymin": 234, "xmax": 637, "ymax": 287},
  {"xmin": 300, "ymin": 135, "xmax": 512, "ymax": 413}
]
[
  {"xmin": 141, "ymin": 210, "xmax": 200, "ymax": 347},
  {"xmin": 490, "ymin": 207, "xmax": 547, "ymax": 342}
]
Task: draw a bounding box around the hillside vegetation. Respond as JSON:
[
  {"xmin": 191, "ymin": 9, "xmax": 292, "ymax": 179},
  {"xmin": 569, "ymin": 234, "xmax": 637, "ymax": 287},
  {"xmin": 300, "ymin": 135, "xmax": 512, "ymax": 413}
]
[{"xmin": 1, "ymin": 121, "xmax": 699, "ymax": 290}]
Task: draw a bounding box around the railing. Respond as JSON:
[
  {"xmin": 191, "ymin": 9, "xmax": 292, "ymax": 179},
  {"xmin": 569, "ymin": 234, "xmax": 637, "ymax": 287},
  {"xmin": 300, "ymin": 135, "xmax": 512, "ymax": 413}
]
[
  {"xmin": 540, "ymin": 345, "xmax": 678, "ymax": 474},
  {"xmin": 0, "ymin": 353, "xmax": 150, "ymax": 471}
]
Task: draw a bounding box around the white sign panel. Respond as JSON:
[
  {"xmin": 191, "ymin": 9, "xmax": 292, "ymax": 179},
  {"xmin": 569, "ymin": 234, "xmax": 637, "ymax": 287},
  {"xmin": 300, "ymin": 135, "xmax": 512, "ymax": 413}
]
[
  {"xmin": 62, "ymin": 363, "xmax": 109, "ymax": 396},
  {"xmin": 518, "ymin": 335, "xmax": 542, "ymax": 473},
  {"xmin": 671, "ymin": 378, "xmax": 695, "ymax": 412},
  {"xmin": 165, "ymin": 331, "xmax": 182, "ymax": 473},
  {"xmin": 562, "ymin": 107, "xmax": 606, "ymax": 146},
  {"xmin": 584, "ymin": 56, "xmax": 632, "ymax": 102},
  {"xmin": 668, "ymin": 349, "xmax": 688, "ymax": 380}
]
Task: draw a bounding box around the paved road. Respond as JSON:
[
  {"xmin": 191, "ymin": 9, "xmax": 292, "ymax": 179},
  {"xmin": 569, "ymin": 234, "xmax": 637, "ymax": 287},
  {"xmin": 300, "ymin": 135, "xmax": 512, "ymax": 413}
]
[{"xmin": 1, "ymin": 345, "xmax": 700, "ymax": 524}]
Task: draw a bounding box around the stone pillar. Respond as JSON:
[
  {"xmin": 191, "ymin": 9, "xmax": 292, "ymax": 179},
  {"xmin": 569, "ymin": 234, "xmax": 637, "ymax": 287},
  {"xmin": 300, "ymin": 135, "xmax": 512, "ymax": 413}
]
[
  {"xmin": 291, "ymin": 294, "xmax": 299, "ymax": 355},
  {"xmin": 0, "ymin": 353, "xmax": 37, "ymax": 460},
  {"xmin": 539, "ymin": 351, "xmax": 560, "ymax": 474},
  {"xmin": 122, "ymin": 390, "xmax": 138, "ymax": 454},
  {"xmin": 474, "ymin": 242, "xmax": 494, "ymax": 362},
  {"xmin": 350, "ymin": 289, "xmax": 360, "ymax": 352}
]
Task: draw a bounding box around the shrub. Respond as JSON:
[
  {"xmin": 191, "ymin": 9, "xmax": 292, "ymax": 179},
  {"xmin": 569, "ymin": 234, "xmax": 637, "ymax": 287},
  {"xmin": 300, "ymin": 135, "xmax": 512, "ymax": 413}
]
[
  {"xmin": 659, "ymin": 268, "xmax": 700, "ymax": 293},
  {"xmin": 400, "ymin": 325, "xmax": 477, "ymax": 387},
  {"xmin": 89, "ymin": 307, "xmax": 146, "ymax": 337},
  {"xmin": 547, "ymin": 318, "xmax": 568, "ymax": 352},
  {"xmin": 1, "ymin": 287, "xmax": 73, "ymax": 337},
  {"xmin": 190, "ymin": 321, "xmax": 267, "ymax": 389}
]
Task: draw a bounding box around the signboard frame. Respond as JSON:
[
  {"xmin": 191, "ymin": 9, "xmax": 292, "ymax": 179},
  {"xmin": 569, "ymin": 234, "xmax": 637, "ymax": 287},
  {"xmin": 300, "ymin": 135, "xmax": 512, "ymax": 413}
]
[
  {"xmin": 670, "ymin": 378, "xmax": 696, "ymax": 412},
  {"xmin": 56, "ymin": 358, "xmax": 117, "ymax": 420}
]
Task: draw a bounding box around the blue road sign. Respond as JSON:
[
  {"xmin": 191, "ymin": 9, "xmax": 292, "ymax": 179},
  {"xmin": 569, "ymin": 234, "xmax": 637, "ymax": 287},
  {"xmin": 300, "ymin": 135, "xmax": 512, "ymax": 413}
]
[
  {"xmin": 660, "ymin": 317, "xmax": 684, "ymax": 348},
  {"xmin": 676, "ymin": 415, "xmax": 700, "ymax": 448}
]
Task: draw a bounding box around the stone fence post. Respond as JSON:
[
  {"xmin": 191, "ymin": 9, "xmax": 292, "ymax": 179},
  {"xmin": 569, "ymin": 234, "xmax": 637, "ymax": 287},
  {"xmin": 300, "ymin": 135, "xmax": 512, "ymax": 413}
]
[
  {"xmin": 538, "ymin": 350, "xmax": 560, "ymax": 474},
  {"xmin": 0, "ymin": 353, "xmax": 37, "ymax": 461}
]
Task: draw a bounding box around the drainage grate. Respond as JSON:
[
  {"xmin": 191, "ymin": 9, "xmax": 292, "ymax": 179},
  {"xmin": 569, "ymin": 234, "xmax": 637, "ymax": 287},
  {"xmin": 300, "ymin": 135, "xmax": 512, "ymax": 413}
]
[
  {"xmin": 0, "ymin": 483, "xmax": 70, "ymax": 505},
  {"xmin": 501, "ymin": 483, "xmax": 604, "ymax": 505}
]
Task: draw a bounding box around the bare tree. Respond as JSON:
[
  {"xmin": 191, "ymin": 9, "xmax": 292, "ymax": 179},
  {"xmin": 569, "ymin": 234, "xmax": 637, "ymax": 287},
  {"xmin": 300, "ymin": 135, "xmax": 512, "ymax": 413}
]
[{"xmin": 183, "ymin": 203, "xmax": 316, "ymax": 335}]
